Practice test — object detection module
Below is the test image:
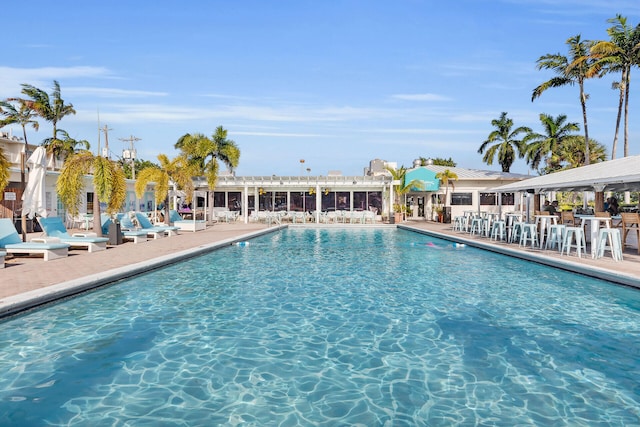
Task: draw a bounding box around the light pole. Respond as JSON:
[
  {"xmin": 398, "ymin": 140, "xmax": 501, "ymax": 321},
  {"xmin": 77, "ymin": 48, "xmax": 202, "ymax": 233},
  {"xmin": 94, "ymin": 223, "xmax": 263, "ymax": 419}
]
[{"xmin": 119, "ymin": 135, "xmax": 141, "ymax": 179}]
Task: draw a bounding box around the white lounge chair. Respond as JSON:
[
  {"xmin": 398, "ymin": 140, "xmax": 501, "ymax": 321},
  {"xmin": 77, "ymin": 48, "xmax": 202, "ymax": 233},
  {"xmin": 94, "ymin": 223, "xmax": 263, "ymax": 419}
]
[
  {"xmin": 38, "ymin": 217, "xmax": 109, "ymax": 253},
  {"xmin": 0, "ymin": 218, "xmax": 70, "ymax": 261}
]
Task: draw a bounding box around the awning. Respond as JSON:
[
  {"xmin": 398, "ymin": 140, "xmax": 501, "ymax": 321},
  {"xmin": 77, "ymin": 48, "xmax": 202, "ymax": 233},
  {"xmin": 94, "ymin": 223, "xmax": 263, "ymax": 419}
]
[{"xmin": 492, "ymin": 155, "xmax": 640, "ymax": 193}]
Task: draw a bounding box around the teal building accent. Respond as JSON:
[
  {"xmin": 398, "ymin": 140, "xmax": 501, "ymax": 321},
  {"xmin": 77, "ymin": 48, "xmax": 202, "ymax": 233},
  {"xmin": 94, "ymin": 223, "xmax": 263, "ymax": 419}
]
[{"xmin": 405, "ymin": 168, "xmax": 440, "ymax": 191}]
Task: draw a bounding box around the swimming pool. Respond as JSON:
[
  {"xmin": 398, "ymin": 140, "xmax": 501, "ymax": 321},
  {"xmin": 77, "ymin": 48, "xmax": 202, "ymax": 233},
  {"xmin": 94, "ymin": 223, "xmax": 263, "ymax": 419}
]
[{"xmin": 0, "ymin": 227, "xmax": 639, "ymax": 426}]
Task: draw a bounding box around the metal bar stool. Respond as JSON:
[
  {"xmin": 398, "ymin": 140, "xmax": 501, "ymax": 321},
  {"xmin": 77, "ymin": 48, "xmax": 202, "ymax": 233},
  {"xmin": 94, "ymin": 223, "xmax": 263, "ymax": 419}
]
[
  {"xmin": 490, "ymin": 220, "xmax": 506, "ymax": 241},
  {"xmin": 562, "ymin": 226, "xmax": 586, "ymax": 258},
  {"xmin": 545, "ymin": 224, "xmax": 566, "ymax": 252},
  {"xmin": 519, "ymin": 223, "xmax": 538, "ymax": 248},
  {"xmin": 596, "ymin": 228, "xmax": 623, "ymax": 261}
]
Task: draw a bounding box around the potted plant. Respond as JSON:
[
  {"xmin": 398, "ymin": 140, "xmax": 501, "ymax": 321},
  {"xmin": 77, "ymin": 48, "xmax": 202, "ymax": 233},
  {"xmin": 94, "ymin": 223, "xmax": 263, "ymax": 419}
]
[{"xmin": 435, "ymin": 205, "xmax": 444, "ymax": 222}]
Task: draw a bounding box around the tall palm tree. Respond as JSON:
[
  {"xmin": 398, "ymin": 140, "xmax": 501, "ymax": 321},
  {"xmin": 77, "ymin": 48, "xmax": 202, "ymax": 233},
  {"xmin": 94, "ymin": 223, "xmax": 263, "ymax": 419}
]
[
  {"xmin": 20, "ymin": 80, "xmax": 76, "ymax": 146},
  {"xmin": 176, "ymin": 126, "xmax": 240, "ymax": 189},
  {"xmin": 435, "ymin": 169, "xmax": 458, "ymax": 208},
  {"xmin": 0, "ymin": 145, "xmax": 10, "ymax": 198},
  {"xmin": 135, "ymin": 154, "xmax": 196, "ymax": 224},
  {"xmin": 478, "ymin": 112, "xmax": 530, "ymax": 172},
  {"xmin": 0, "ymin": 98, "xmax": 40, "ymax": 185},
  {"xmin": 532, "ymin": 35, "xmax": 601, "ymax": 165},
  {"xmin": 591, "ymin": 15, "xmax": 640, "ymax": 159},
  {"xmin": 57, "ymin": 151, "xmax": 127, "ymax": 235},
  {"xmin": 43, "ymin": 129, "xmax": 91, "ymax": 167},
  {"xmin": 524, "ymin": 113, "xmax": 580, "ymax": 173}
]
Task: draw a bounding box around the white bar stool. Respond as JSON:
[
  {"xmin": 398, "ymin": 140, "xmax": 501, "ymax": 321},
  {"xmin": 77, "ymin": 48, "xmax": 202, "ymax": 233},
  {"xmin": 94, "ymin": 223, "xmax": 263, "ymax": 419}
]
[
  {"xmin": 519, "ymin": 223, "xmax": 538, "ymax": 248},
  {"xmin": 510, "ymin": 221, "xmax": 525, "ymax": 243},
  {"xmin": 596, "ymin": 228, "xmax": 623, "ymax": 261},
  {"xmin": 545, "ymin": 224, "xmax": 566, "ymax": 252},
  {"xmin": 470, "ymin": 217, "xmax": 483, "ymax": 235},
  {"xmin": 490, "ymin": 220, "xmax": 506, "ymax": 241},
  {"xmin": 562, "ymin": 226, "xmax": 586, "ymax": 258}
]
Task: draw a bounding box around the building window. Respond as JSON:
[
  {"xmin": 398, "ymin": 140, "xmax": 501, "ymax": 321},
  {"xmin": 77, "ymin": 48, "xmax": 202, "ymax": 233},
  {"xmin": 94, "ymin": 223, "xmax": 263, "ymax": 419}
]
[
  {"xmin": 274, "ymin": 192, "xmax": 287, "ymax": 211},
  {"xmin": 451, "ymin": 192, "xmax": 472, "ymax": 205},
  {"xmin": 501, "ymin": 192, "xmax": 515, "ymax": 206},
  {"xmin": 336, "ymin": 192, "xmax": 350, "ymax": 210},
  {"xmin": 353, "ymin": 192, "xmax": 367, "ymax": 210},
  {"xmin": 321, "ymin": 192, "xmax": 336, "ymax": 211},
  {"xmin": 228, "ymin": 191, "xmax": 241, "ymax": 211},
  {"xmin": 213, "ymin": 192, "xmax": 225, "ymax": 207},
  {"xmin": 368, "ymin": 192, "xmax": 382, "ymax": 213},
  {"xmin": 480, "ymin": 192, "xmax": 496, "ymax": 205}
]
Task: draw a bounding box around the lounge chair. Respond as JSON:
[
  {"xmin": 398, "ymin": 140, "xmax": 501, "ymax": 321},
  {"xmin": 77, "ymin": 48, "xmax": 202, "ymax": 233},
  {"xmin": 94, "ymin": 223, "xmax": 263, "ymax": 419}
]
[
  {"xmin": 0, "ymin": 218, "xmax": 70, "ymax": 261},
  {"xmin": 133, "ymin": 212, "xmax": 179, "ymax": 238},
  {"xmin": 168, "ymin": 210, "xmax": 206, "ymax": 232},
  {"xmin": 38, "ymin": 217, "xmax": 109, "ymax": 253},
  {"xmin": 101, "ymin": 214, "xmax": 148, "ymax": 244}
]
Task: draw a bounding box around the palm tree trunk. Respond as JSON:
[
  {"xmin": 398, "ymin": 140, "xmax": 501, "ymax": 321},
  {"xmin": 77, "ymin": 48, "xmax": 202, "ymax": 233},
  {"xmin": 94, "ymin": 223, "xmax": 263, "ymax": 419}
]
[
  {"xmin": 579, "ymin": 82, "xmax": 590, "ymax": 165},
  {"xmin": 623, "ymin": 67, "xmax": 630, "ymax": 158},
  {"xmin": 611, "ymin": 69, "xmax": 625, "ymax": 160}
]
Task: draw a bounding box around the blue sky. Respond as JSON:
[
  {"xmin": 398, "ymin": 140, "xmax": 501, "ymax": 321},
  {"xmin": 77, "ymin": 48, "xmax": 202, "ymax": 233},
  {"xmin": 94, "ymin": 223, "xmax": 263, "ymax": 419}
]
[{"xmin": 2, "ymin": 0, "xmax": 639, "ymax": 176}]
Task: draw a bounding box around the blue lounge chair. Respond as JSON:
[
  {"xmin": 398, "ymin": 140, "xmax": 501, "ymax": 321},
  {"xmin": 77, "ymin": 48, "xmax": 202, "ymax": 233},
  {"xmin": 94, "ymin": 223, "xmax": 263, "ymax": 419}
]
[
  {"xmin": 38, "ymin": 217, "xmax": 109, "ymax": 253},
  {"xmin": 168, "ymin": 209, "xmax": 206, "ymax": 232},
  {"xmin": 133, "ymin": 212, "xmax": 179, "ymax": 238},
  {"xmin": 0, "ymin": 218, "xmax": 70, "ymax": 261},
  {"xmin": 101, "ymin": 214, "xmax": 148, "ymax": 244}
]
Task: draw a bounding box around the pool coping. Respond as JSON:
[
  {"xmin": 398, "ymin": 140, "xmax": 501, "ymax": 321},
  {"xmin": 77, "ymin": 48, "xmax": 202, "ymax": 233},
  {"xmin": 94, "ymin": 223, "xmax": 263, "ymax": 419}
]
[
  {"xmin": 0, "ymin": 226, "xmax": 285, "ymax": 319},
  {"xmin": 400, "ymin": 224, "xmax": 640, "ymax": 289}
]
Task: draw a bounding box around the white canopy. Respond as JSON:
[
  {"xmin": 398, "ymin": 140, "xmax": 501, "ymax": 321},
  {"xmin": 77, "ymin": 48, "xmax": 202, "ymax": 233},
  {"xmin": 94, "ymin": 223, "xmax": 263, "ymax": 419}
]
[{"xmin": 492, "ymin": 155, "xmax": 640, "ymax": 193}]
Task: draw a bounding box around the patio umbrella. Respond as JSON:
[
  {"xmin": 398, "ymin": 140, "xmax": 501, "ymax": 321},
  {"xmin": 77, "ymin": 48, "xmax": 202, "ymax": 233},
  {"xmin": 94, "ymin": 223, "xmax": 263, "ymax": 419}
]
[{"xmin": 21, "ymin": 146, "xmax": 48, "ymax": 241}]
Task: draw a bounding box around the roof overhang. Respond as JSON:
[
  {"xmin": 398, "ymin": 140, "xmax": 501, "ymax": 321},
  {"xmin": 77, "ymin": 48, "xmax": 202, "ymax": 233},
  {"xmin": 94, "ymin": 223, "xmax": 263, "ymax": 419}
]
[{"xmin": 492, "ymin": 155, "xmax": 640, "ymax": 193}]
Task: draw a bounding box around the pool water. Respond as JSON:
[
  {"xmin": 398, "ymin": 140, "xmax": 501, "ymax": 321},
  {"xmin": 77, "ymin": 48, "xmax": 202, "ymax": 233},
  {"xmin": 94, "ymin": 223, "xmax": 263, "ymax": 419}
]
[{"xmin": 0, "ymin": 228, "xmax": 639, "ymax": 426}]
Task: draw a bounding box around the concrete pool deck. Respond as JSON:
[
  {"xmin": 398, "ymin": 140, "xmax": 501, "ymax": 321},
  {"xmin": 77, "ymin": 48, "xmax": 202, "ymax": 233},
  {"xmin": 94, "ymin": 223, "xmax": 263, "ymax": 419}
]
[{"xmin": 1, "ymin": 219, "xmax": 639, "ymax": 317}]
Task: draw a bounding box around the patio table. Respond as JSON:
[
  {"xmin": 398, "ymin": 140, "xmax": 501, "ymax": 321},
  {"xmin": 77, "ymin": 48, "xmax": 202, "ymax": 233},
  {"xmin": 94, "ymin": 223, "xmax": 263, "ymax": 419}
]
[{"xmin": 579, "ymin": 216, "xmax": 612, "ymax": 258}]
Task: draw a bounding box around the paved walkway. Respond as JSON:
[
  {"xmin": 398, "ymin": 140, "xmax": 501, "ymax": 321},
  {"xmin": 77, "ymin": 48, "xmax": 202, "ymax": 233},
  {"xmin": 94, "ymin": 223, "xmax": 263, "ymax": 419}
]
[
  {"xmin": 402, "ymin": 220, "xmax": 640, "ymax": 287},
  {"xmin": 1, "ymin": 220, "xmax": 638, "ymax": 317}
]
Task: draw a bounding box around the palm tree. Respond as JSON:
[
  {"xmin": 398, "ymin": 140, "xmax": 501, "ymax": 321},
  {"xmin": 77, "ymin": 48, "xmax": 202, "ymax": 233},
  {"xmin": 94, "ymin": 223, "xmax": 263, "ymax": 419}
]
[
  {"xmin": 557, "ymin": 136, "xmax": 607, "ymax": 169},
  {"xmin": 478, "ymin": 112, "xmax": 530, "ymax": 172},
  {"xmin": 0, "ymin": 98, "xmax": 39, "ymax": 187},
  {"xmin": 135, "ymin": 154, "xmax": 196, "ymax": 224},
  {"xmin": 43, "ymin": 129, "xmax": 90, "ymax": 167},
  {"xmin": 385, "ymin": 166, "xmax": 424, "ymax": 219},
  {"xmin": 176, "ymin": 126, "xmax": 240, "ymax": 188},
  {"xmin": 533, "ymin": 35, "xmax": 601, "ymax": 165},
  {"xmin": 591, "ymin": 15, "xmax": 640, "ymax": 159},
  {"xmin": 0, "ymin": 145, "xmax": 10, "ymax": 198},
  {"xmin": 56, "ymin": 151, "xmax": 127, "ymax": 235},
  {"xmin": 435, "ymin": 169, "xmax": 458, "ymax": 208},
  {"xmin": 20, "ymin": 80, "xmax": 76, "ymax": 146},
  {"xmin": 524, "ymin": 113, "xmax": 580, "ymax": 173}
]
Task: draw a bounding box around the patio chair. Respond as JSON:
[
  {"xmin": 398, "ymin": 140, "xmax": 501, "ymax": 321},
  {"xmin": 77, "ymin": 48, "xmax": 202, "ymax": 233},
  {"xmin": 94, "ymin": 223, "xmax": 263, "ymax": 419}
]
[
  {"xmin": 560, "ymin": 211, "xmax": 576, "ymax": 226},
  {"xmin": 620, "ymin": 212, "xmax": 640, "ymax": 254},
  {"xmin": 0, "ymin": 218, "xmax": 70, "ymax": 261},
  {"xmin": 37, "ymin": 216, "xmax": 109, "ymax": 253},
  {"xmin": 101, "ymin": 214, "xmax": 148, "ymax": 244}
]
